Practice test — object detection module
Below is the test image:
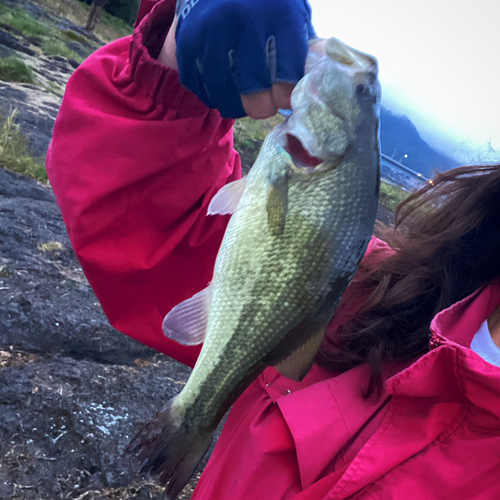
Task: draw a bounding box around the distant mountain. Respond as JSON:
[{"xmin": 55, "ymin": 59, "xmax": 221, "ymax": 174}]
[{"xmin": 380, "ymin": 107, "xmax": 459, "ymax": 178}]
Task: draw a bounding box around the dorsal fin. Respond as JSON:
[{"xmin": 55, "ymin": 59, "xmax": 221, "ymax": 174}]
[{"xmin": 274, "ymin": 326, "xmax": 326, "ymax": 381}]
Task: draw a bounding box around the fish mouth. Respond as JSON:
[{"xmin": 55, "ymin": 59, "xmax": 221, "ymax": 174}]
[
  {"xmin": 325, "ymin": 38, "xmax": 378, "ymax": 73},
  {"xmin": 285, "ymin": 133, "xmax": 324, "ymax": 169}
]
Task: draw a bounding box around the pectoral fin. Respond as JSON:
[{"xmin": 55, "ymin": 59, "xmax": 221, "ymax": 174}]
[
  {"xmin": 266, "ymin": 171, "xmax": 289, "ymax": 236},
  {"xmin": 162, "ymin": 286, "xmax": 211, "ymax": 345},
  {"xmin": 274, "ymin": 326, "xmax": 326, "ymax": 381}
]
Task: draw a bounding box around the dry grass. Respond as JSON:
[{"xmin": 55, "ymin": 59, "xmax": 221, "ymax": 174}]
[
  {"xmin": 37, "ymin": 241, "xmax": 66, "ymax": 252},
  {"xmin": 0, "ymin": 349, "xmax": 41, "ymax": 369},
  {"xmin": 35, "ymin": 0, "xmax": 133, "ymax": 43},
  {"xmin": 0, "ymin": 57, "xmax": 35, "ymax": 84},
  {"xmin": 0, "ymin": 110, "xmax": 47, "ymax": 182}
]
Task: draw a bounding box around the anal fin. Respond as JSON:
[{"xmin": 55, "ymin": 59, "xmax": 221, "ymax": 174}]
[{"xmin": 162, "ymin": 286, "xmax": 211, "ymax": 346}]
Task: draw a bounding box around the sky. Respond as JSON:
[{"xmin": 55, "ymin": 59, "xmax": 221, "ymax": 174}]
[{"xmin": 309, "ymin": 0, "xmax": 500, "ymax": 163}]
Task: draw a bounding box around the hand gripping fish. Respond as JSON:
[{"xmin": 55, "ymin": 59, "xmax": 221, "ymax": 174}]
[{"xmin": 126, "ymin": 37, "xmax": 381, "ymax": 498}]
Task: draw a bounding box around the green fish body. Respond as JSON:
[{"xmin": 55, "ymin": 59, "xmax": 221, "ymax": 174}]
[{"xmin": 126, "ymin": 37, "xmax": 381, "ymax": 499}]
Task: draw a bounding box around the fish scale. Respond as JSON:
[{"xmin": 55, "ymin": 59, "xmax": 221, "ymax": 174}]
[{"xmin": 126, "ymin": 37, "xmax": 381, "ymax": 499}]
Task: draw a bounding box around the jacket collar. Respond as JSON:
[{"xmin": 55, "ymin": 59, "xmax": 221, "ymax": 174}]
[
  {"xmin": 274, "ymin": 282, "xmax": 500, "ymax": 492},
  {"xmin": 387, "ymin": 281, "xmax": 500, "ymax": 429},
  {"xmin": 431, "ymin": 280, "xmax": 500, "ymax": 348}
]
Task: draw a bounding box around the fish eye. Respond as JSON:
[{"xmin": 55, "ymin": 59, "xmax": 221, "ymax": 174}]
[{"xmin": 355, "ymin": 83, "xmax": 368, "ymax": 95}]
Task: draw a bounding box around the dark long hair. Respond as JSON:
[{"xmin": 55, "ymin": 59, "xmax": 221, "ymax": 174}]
[{"xmin": 316, "ymin": 163, "xmax": 500, "ymax": 395}]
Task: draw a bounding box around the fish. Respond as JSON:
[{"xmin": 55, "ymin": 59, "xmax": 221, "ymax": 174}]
[{"xmin": 125, "ymin": 37, "xmax": 381, "ymax": 499}]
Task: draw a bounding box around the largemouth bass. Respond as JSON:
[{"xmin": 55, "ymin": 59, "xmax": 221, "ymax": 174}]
[{"xmin": 126, "ymin": 37, "xmax": 381, "ymax": 498}]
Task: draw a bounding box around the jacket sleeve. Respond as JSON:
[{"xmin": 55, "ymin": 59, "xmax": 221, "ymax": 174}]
[
  {"xmin": 135, "ymin": 0, "xmax": 167, "ymax": 27},
  {"xmin": 46, "ymin": 0, "xmax": 241, "ymax": 368}
]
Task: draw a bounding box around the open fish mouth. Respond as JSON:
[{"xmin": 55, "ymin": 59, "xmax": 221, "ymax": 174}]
[
  {"xmin": 279, "ymin": 130, "xmax": 345, "ymax": 175},
  {"xmin": 285, "ymin": 133, "xmax": 324, "ymax": 169}
]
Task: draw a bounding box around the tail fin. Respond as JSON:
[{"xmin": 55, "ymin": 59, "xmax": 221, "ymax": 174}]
[{"xmin": 125, "ymin": 399, "xmax": 213, "ymax": 499}]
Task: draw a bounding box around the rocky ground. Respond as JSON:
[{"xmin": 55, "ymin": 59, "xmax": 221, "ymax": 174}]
[
  {"xmin": 0, "ymin": 164, "xmax": 204, "ymax": 500},
  {"xmin": 0, "ymin": 2, "xmax": 395, "ymax": 499},
  {"xmin": 0, "ymin": 0, "xmax": 99, "ymax": 158},
  {"xmin": 0, "ymin": 2, "xmax": 201, "ymax": 499},
  {"xmin": 0, "ymin": 167, "xmax": 202, "ymax": 500}
]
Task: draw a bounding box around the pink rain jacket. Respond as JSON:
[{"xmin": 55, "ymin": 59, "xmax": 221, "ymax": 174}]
[
  {"xmin": 47, "ymin": 0, "xmax": 240, "ymax": 367},
  {"xmin": 47, "ymin": 1, "xmax": 500, "ymax": 497},
  {"xmin": 191, "ymin": 237, "xmax": 500, "ymax": 500}
]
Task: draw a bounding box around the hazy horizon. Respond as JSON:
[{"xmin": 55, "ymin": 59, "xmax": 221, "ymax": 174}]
[{"xmin": 310, "ymin": 0, "xmax": 499, "ymax": 164}]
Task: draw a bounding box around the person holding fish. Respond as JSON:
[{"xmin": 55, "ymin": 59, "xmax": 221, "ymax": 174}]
[
  {"xmin": 47, "ymin": 0, "xmax": 315, "ymax": 367},
  {"xmin": 47, "ymin": 0, "xmax": 500, "ymax": 498}
]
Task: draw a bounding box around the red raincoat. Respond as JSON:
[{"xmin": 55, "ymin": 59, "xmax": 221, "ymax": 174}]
[
  {"xmin": 48, "ymin": 1, "xmax": 500, "ymax": 497},
  {"xmin": 47, "ymin": 0, "xmax": 240, "ymax": 366},
  {"xmin": 191, "ymin": 237, "xmax": 500, "ymax": 500}
]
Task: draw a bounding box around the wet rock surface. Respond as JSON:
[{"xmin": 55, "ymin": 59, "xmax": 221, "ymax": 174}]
[
  {"xmin": 0, "ymin": 169, "xmax": 200, "ymax": 500},
  {"xmin": 0, "ymin": 0, "xmax": 101, "ymax": 159}
]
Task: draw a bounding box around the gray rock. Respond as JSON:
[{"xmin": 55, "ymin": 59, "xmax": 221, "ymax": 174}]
[
  {"xmin": 0, "ymin": 356, "xmax": 191, "ymax": 499},
  {"xmin": 0, "ymin": 28, "xmax": 36, "ymax": 56},
  {"xmin": 0, "ymin": 166, "xmax": 203, "ymax": 499},
  {"xmin": 65, "ymin": 40, "xmax": 91, "ymax": 59},
  {"xmin": 0, "ymin": 168, "xmax": 161, "ymax": 365},
  {"xmin": 0, "ymin": 23, "xmax": 25, "ymax": 38},
  {"xmin": 0, "ymin": 82, "xmax": 61, "ymax": 158},
  {"xmin": 26, "ymin": 35, "xmax": 43, "ymax": 47},
  {"xmin": 0, "ymin": 167, "xmax": 53, "ymax": 201}
]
